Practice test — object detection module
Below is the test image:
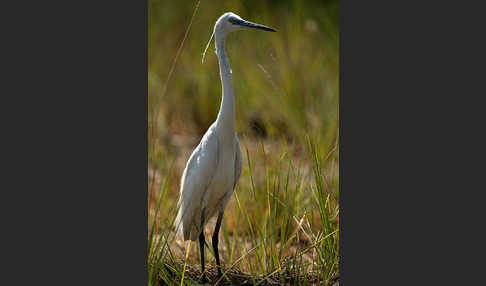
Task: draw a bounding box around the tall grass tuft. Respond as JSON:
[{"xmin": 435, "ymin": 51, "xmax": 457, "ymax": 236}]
[{"xmin": 147, "ymin": 136, "xmax": 339, "ymax": 285}]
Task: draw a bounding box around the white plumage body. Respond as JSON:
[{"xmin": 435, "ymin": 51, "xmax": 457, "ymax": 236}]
[{"xmin": 175, "ymin": 122, "xmax": 241, "ymax": 241}]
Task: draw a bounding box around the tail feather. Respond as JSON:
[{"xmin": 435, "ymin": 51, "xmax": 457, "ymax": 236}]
[
  {"xmin": 174, "ymin": 200, "xmax": 198, "ymax": 241},
  {"xmin": 174, "ymin": 203, "xmax": 184, "ymax": 238}
]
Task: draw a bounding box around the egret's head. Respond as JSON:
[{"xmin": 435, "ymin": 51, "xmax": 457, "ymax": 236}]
[
  {"xmin": 215, "ymin": 12, "xmax": 276, "ymax": 35},
  {"xmin": 202, "ymin": 12, "xmax": 276, "ymax": 63}
]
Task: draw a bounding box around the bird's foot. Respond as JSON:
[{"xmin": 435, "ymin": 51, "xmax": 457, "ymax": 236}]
[{"xmin": 200, "ymin": 275, "xmax": 208, "ymax": 284}]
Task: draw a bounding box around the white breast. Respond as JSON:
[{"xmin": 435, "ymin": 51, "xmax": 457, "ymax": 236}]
[{"xmin": 203, "ymin": 141, "xmax": 236, "ymax": 218}]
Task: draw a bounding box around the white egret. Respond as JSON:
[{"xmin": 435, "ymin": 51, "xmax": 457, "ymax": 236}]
[{"xmin": 174, "ymin": 12, "xmax": 276, "ymax": 283}]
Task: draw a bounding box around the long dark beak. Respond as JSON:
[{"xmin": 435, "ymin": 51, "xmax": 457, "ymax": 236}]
[{"xmin": 239, "ymin": 20, "xmax": 276, "ymax": 32}]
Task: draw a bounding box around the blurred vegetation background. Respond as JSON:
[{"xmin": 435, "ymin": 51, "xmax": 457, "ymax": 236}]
[
  {"xmin": 148, "ymin": 0, "xmax": 339, "ymax": 284},
  {"xmin": 149, "ymin": 0, "xmax": 338, "ymax": 165}
]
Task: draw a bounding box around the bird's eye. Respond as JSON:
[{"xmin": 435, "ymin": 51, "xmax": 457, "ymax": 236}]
[{"xmin": 228, "ymin": 18, "xmax": 242, "ymax": 25}]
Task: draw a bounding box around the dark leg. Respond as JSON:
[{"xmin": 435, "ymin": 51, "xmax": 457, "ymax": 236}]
[
  {"xmin": 199, "ymin": 209, "xmax": 207, "ymax": 283},
  {"xmin": 212, "ymin": 211, "xmax": 224, "ymax": 279}
]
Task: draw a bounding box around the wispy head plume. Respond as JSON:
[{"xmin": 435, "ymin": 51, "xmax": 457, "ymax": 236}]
[{"xmin": 202, "ymin": 29, "xmax": 215, "ymax": 64}]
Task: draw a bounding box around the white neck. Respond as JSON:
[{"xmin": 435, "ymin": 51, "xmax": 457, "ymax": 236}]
[{"xmin": 214, "ymin": 32, "xmax": 236, "ymax": 138}]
